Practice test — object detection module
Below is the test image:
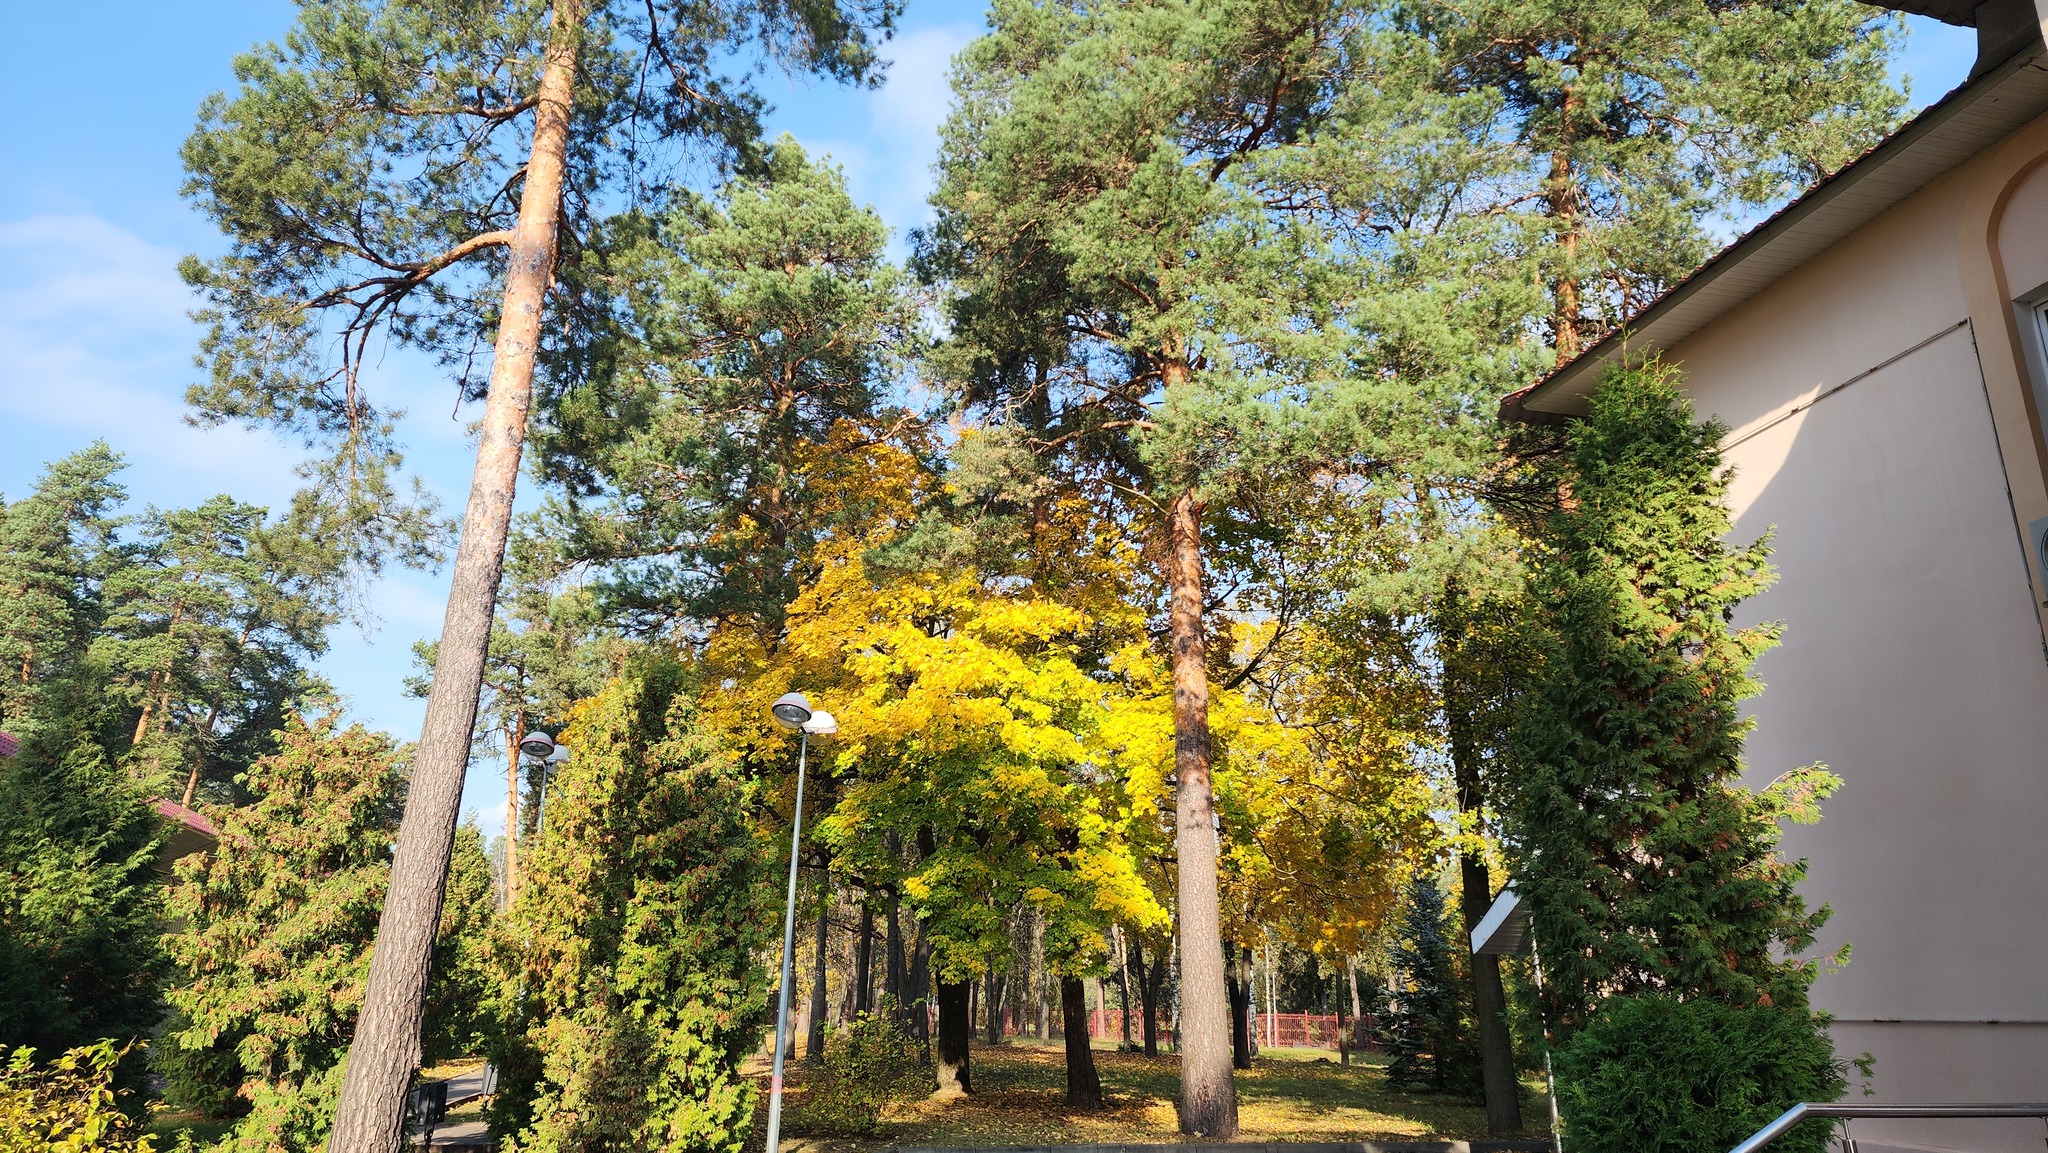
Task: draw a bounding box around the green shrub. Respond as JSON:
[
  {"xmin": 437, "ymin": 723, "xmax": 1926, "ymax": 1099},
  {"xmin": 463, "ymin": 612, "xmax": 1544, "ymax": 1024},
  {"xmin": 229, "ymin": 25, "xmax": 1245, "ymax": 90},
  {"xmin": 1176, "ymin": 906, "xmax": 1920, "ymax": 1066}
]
[
  {"xmin": 148, "ymin": 1010, "xmax": 242, "ymax": 1123},
  {"xmin": 1555, "ymin": 995, "xmax": 1859, "ymax": 1153},
  {"xmin": 789, "ymin": 1007, "xmax": 929, "ymax": 1137}
]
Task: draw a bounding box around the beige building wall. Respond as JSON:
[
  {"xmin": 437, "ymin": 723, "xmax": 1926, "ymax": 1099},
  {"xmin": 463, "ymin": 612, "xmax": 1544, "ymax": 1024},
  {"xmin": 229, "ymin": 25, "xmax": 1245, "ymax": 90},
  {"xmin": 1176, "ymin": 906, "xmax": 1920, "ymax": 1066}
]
[{"xmin": 1653, "ymin": 113, "xmax": 2048, "ymax": 1151}]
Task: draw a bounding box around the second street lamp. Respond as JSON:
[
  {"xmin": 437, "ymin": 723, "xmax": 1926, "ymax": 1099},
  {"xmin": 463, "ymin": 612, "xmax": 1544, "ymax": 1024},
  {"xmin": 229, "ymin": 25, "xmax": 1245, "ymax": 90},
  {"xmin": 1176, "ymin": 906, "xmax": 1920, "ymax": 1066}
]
[
  {"xmin": 764, "ymin": 693, "xmax": 836, "ymax": 1153},
  {"xmin": 518, "ymin": 732, "xmax": 571, "ymax": 835}
]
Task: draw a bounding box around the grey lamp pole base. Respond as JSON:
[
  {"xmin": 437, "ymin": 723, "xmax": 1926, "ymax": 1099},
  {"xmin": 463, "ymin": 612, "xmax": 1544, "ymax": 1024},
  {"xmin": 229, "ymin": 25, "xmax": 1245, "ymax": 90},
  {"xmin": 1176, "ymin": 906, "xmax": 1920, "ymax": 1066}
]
[{"xmin": 763, "ymin": 729, "xmax": 808, "ymax": 1153}]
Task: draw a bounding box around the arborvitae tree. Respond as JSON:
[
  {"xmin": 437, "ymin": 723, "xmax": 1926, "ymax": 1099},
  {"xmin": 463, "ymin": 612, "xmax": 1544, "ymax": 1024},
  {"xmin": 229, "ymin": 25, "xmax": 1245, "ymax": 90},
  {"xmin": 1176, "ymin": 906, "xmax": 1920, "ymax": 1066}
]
[
  {"xmin": 160, "ymin": 715, "xmax": 491, "ymax": 1148},
  {"xmin": 494, "ymin": 660, "xmax": 773, "ymax": 1152},
  {"xmin": 0, "ymin": 725, "xmax": 166, "ymax": 1064},
  {"xmin": 162, "ymin": 715, "xmax": 400, "ymax": 1147},
  {"xmin": 1505, "ymin": 364, "xmax": 1840, "ymax": 1040},
  {"xmin": 1383, "ymin": 876, "xmax": 1477, "ymax": 1094}
]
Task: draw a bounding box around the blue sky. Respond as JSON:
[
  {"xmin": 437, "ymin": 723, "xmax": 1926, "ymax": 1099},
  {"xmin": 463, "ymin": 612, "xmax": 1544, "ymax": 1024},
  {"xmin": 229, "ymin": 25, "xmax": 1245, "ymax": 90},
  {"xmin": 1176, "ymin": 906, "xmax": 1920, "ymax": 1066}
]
[{"xmin": 0, "ymin": 2, "xmax": 1975, "ymax": 834}]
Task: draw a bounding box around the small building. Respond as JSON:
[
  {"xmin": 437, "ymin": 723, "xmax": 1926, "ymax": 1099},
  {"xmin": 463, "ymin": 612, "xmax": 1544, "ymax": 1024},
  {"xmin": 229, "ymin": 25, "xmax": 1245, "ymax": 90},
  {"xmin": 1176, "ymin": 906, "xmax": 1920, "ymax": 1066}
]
[
  {"xmin": 1506, "ymin": 1, "xmax": 2048, "ymax": 1144},
  {"xmin": 151, "ymin": 796, "xmax": 218, "ymax": 878}
]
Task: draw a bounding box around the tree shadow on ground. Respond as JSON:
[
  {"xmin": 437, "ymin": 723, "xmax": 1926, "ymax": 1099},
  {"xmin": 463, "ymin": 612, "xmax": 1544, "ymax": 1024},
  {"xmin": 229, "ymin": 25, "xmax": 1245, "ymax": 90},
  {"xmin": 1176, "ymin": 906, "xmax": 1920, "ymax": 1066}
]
[{"xmin": 772, "ymin": 1040, "xmax": 1550, "ymax": 1151}]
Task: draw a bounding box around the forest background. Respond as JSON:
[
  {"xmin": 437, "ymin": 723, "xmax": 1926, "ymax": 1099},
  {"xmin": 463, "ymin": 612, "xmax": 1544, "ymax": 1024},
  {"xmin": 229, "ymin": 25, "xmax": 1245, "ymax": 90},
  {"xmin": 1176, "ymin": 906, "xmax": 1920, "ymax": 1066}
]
[
  {"xmin": 0, "ymin": 1, "xmax": 1990, "ymax": 1150},
  {"xmin": 0, "ymin": 3, "xmax": 1977, "ymax": 837}
]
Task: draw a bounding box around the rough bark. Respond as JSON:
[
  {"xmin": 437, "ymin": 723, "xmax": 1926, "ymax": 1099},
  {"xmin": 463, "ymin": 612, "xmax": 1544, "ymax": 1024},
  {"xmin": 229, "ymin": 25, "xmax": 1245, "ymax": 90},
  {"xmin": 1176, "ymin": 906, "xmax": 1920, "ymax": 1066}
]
[
  {"xmin": 933, "ymin": 979, "xmax": 973, "ymax": 1096},
  {"xmin": 1132, "ymin": 936, "xmax": 1160, "ymax": 1057},
  {"xmin": 908, "ymin": 916, "xmax": 931, "ymax": 1038},
  {"xmin": 504, "ymin": 714, "xmax": 522, "ymax": 906},
  {"xmin": 1226, "ymin": 945, "xmax": 1252, "ymax": 1070},
  {"xmin": 1444, "ymin": 583, "xmax": 1524, "ymax": 1135},
  {"xmin": 853, "ymin": 902, "xmax": 875, "ymax": 1016},
  {"xmin": 1545, "ymin": 89, "xmax": 1585, "ymax": 359},
  {"xmin": 325, "ymin": 7, "xmax": 580, "ymax": 1150},
  {"xmin": 1061, "ymin": 976, "xmax": 1103, "ymax": 1107},
  {"xmin": 1163, "ymin": 483, "xmax": 1237, "ymax": 1136},
  {"xmin": 985, "ymin": 970, "xmax": 1007, "ymax": 1045},
  {"xmin": 1464, "ymin": 851, "xmax": 1522, "ymax": 1133},
  {"xmin": 807, "ymin": 891, "xmax": 831, "ymax": 1063}
]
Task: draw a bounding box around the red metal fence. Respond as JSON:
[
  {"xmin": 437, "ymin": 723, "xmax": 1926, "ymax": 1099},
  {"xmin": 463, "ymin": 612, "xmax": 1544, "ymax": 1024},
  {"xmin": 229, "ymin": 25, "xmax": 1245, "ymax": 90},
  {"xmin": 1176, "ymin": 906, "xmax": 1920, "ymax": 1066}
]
[{"xmin": 993, "ymin": 1008, "xmax": 1377, "ymax": 1053}]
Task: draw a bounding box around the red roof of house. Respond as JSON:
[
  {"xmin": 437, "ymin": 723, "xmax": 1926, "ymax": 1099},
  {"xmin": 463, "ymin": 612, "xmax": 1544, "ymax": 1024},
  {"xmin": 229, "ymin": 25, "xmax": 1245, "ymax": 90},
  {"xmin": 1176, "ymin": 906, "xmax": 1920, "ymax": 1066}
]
[{"xmin": 152, "ymin": 797, "xmax": 219, "ymax": 838}]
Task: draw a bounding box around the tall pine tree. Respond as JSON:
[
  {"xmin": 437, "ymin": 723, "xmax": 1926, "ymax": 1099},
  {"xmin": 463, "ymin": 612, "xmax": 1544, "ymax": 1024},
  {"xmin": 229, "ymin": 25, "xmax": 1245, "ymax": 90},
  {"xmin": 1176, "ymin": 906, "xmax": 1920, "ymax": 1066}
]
[{"xmin": 180, "ymin": 3, "xmax": 902, "ymax": 1139}]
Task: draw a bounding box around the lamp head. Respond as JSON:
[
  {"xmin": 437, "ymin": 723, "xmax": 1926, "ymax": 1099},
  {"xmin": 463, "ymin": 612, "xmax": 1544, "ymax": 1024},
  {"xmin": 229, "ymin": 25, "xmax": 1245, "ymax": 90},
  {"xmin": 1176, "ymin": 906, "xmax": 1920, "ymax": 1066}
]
[
  {"xmin": 769, "ymin": 691, "xmax": 812, "ymax": 731},
  {"xmin": 802, "ymin": 710, "xmax": 838, "ymax": 736},
  {"xmin": 518, "ymin": 731, "xmax": 556, "ymax": 759}
]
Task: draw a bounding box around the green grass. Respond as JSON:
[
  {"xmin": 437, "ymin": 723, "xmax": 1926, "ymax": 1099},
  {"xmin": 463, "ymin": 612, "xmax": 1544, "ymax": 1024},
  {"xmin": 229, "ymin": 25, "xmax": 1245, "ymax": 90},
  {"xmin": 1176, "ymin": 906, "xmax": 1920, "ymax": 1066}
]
[
  {"xmin": 776, "ymin": 1041, "xmax": 1554, "ymax": 1149},
  {"xmin": 146, "ymin": 1111, "xmax": 235, "ymax": 1148}
]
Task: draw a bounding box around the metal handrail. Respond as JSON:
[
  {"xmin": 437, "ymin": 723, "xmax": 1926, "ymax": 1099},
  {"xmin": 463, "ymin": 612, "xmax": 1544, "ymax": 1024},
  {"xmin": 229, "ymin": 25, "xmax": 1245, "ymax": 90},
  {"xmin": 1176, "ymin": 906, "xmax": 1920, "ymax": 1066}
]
[{"xmin": 1729, "ymin": 1103, "xmax": 2048, "ymax": 1153}]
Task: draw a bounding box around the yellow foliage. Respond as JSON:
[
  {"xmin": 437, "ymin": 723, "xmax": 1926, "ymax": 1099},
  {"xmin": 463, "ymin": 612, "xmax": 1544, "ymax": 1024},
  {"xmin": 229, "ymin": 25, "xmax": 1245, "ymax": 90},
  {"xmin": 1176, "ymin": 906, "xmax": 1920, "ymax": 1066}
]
[
  {"xmin": 0, "ymin": 1043, "xmax": 175, "ymax": 1153},
  {"xmin": 694, "ymin": 438, "xmax": 1440, "ymax": 976}
]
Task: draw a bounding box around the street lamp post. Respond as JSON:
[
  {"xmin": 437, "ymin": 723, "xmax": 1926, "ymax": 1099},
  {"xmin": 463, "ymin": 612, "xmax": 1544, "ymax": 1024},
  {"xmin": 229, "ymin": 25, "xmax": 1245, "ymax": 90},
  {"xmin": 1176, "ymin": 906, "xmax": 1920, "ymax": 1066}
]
[
  {"xmin": 764, "ymin": 692, "xmax": 835, "ymax": 1153},
  {"xmin": 518, "ymin": 731, "xmax": 570, "ymax": 836}
]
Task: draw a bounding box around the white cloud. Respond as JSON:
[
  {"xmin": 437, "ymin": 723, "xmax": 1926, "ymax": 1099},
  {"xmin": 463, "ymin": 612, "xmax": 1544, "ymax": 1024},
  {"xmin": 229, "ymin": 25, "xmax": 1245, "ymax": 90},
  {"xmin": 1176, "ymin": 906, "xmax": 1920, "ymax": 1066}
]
[
  {"xmin": 874, "ymin": 25, "xmax": 975, "ymax": 153},
  {"xmin": 842, "ymin": 22, "xmax": 978, "ymax": 249},
  {"xmin": 0, "ymin": 212, "xmax": 483, "ymax": 743},
  {"xmin": 0, "ymin": 213, "xmax": 302, "ymax": 506}
]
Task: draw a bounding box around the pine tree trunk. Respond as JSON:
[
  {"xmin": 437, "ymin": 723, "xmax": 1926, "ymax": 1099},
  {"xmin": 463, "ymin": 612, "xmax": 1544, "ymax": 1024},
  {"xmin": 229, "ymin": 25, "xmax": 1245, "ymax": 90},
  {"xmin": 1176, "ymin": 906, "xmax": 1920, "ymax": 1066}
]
[
  {"xmin": 179, "ymin": 700, "xmax": 219, "ymax": 808},
  {"xmin": 504, "ymin": 715, "xmax": 523, "ymax": 906},
  {"xmin": 1545, "ymin": 92, "xmax": 1585, "ymax": 359},
  {"xmin": 132, "ymin": 670, "xmax": 162, "ymax": 747},
  {"xmin": 1163, "ymin": 484, "xmax": 1237, "ymax": 1136},
  {"xmin": 1463, "ymin": 852, "xmax": 1520, "ymax": 1130},
  {"xmin": 807, "ymin": 890, "xmax": 831, "ymax": 1063},
  {"xmin": 934, "ymin": 979, "xmax": 973, "ymax": 1096},
  {"xmin": 1061, "ymin": 975, "xmax": 1103, "ymax": 1107},
  {"xmin": 325, "ymin": 7, "xmax": 581, "ymax": 1148}
]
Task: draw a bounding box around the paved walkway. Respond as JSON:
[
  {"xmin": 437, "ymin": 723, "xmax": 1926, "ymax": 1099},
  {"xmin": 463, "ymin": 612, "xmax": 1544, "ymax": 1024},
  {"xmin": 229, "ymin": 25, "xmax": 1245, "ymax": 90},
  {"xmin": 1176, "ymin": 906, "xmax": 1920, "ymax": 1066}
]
[
  {"xmin": 903, "ymin": 1144, "xmax": 1555, "ymax": 1153},
  {"xmin": 409, "ymin": 1064, "xmax": 495, "ymax": 1150}
]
